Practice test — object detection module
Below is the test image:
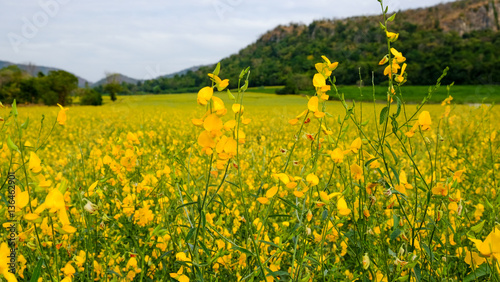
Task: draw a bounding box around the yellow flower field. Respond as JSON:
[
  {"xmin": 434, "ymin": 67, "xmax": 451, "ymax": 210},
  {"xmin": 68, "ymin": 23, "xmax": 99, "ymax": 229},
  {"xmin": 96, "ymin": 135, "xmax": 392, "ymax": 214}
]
[{"xmin": 1, "ymin": 2, "xmax": 500, "ymax": 281}]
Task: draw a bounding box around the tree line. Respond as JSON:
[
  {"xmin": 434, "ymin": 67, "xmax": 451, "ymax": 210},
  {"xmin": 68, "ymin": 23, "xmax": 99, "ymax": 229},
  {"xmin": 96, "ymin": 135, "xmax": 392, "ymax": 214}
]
[{"xmin": 0, "ymin": 66, "xmax": 126, "ymax": 106}]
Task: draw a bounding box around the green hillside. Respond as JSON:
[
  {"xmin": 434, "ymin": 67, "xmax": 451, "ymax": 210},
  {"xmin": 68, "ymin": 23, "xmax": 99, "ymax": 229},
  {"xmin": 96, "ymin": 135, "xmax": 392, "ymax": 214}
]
[{"xmin": 127, "ymin": 0, "xmax": 500, "ymax": 95}]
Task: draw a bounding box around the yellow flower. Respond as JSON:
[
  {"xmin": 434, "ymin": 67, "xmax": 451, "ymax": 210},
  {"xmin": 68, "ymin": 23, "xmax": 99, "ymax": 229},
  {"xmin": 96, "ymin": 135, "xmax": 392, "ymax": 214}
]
[
  {"xmin": 232, "ymin": 104, "xmax": 244, "ymax": 114},
  {"xmin": 197, "ymin": 87, "xmax": 213, "ymax": 105},
  {"xmin": 61, "ymin": 262, "xmax": 76, "ymax": 277},
  {"xmin": 0, "ymin": 242, "xmax": 19, "ymax": 282},
  {"xmin": 306, "ymin": 173, "xmax": 319, "ymax": 186},
  {"xmin": 29, "ymin": 152, "xmax": 42, "ymax": 174},
  {"xmin": 431, "ymin": 183, "xmax": 448, "ymax": 196},
  {"xmin": 257, "ymin": 197, "xmax": 269, "ymax": 205},
  {"xmin": 331, "ymin": 148, "xmax": 344, "ymax": 163},
  {"xmin": 395, "ymin": 63, "xmax": 407, "ymax": 84},
  {"xmin": 350, "ymin": 164, "xmax": 363, "ymax": 181},
  {"xmin": 386, "ymin": 31, "xmax": 399, "ymax": 42},
  {"xmin": 208, "ymin": 73, "xmax": 229, "ymax": 91},
  {"xmin": 337, "ymin": 196, "xmax": 351, "ymax": 216},
  {"xmin": 265, "ymin": 186, "xmax": 279, "ymax": 198},
  {"xmin": 57, "ymin": 103, "xmax": 68, "ymax": 125},
  {"xmin": 315, "ymin": 56, "xmax": 338, "ymax": 77},
  {"xmin": 460, "ymin": 247, "xmax": 486, "ymax": 268},
  {"xmin": 170, "ymin": 266, "xmax": 189, "ymax": 282},
  {"xmin": 203, "ymin": 114, "xmax": 223, "ymax": 132},
  {"xmin": 418, "ymin": 111, "xmax": 432, "ymax": 131},
  {"xmin": 15, "ymin": 186, "xmax": 29, "ymax": 211},
  {"xmin": 383, "ymin": 61, "xmax": 400, "ymax": 77},
  {"xmin": 469, "ymin": 228, "xmax": 500, "ymax": 260},
  {"xmin": 390, "ymin": 48, "xmax": 406, "ymax": 63},
  {"xmin": 378, "ymin": 55, "xmax": 389, "ymax": 65},
  {"xmin": 312, "ymin": 73, "xmax": 326, "ymax": 88},
  {"xmin": 350, "ymin": 137, "xmax": 362, "ymax": 153}
]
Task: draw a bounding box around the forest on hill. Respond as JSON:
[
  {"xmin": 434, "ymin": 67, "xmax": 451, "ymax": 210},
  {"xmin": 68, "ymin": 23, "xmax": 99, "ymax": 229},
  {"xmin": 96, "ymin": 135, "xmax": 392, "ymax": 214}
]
[{"xmin": 128, "ymin": 0, "xmax": 500, "ymax": 94}]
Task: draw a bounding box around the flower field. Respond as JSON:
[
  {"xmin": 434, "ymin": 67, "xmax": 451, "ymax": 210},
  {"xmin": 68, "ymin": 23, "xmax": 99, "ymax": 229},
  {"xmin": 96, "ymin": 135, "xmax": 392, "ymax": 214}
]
[{"xmin": 1, "ymin": 3, "xmax": 500, "ymax": 282}]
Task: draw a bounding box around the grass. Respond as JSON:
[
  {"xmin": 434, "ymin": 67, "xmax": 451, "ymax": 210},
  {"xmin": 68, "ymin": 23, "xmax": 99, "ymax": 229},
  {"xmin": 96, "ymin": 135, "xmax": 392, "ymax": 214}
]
[{"xmin": 246, "ymin": 85, "xmax": 500, "ymax": 104}]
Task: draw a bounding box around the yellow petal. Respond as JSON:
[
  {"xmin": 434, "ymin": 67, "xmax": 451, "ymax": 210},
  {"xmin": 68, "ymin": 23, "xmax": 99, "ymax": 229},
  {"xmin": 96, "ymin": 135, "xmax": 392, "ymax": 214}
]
[
  {"xmin": 314, "ymin": 111, "xmax": 325, "ymax": 118},
  {"xmin": 61, "ymin": 225, "xmax": 77, "ymax": 234},
  {"xmin": 192, "ymin": 119, "xmax": 204, "ymax": 127},
  {"xmin": 293, "ymin": 191, "xmax": 304, "ymax": 198},
  {"xmin": 319, "ymin": 191, "xmax": 330, "ymax": 203},
  {"xmin": 337, "ymin": 197, "xmax": 351, "ymax": 216},
  {"xmin": 45, "ymin": 188, "xmax": 65, "ymax": 211},
  {"xmin": 25, "ymin": 213, "xmax": 40, "ymax": 221},
  {"xmin": 29, "ymin": 152, "xmax": 42, "ymax": 173},
  {"xmin": 257, "ymin": 197, "xmax": 269, "ymax": 204},
  {"xmin": 306, "ymin": 174, "xmax": 319, "ymax": 186},
  {"xmin": 197, "ymin": 131, "xmax": 216, "ymax": 148},
  {"xmin": 16, "ymin": 190, "xmax": 29, "ymax": 210},
  {"xmin": 197, "ymin": 87, "xmax": 213, "ymax": 105},
  {"xmin": 203, "ymin": 114, "xmax": 223, "ymax": 132},
  {"xmin": 212, "ymin": 96, "xmax": 226, "ymax": 112},
  {"xmin": 232, "ymin": 104, "xmax": 244, "ymax": 114},
  {"xmin": 313, "ymin": 74, "xmax": 326, "ymax": 88},
  {"xmin": 418, "ymin": 111, "xmax": 432, "ymax": 130},
  {"xmin": 308, "ymin": 96, "xmax": 319, "ymax": 112},
  {"xmin": 57, "ymin": 104, "xmax": 68, "ymax": 125},
  {"xmin": 265, "ymin": 186, "xmax": 279, "ymax": 198}
]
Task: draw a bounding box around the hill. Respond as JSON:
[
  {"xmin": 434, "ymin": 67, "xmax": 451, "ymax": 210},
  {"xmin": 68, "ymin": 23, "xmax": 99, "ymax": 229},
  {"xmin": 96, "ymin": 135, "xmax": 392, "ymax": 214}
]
[
  {"xmin": 92, "ymin": 73, "xmax": 140, "ymax": 87},
  {"xmin": 0, "ymin": 60, "xmax": 91, "ymax": 88},
  {"xmin": 128, "ymin": 0, "xmax": 500, "ymax": 94}
]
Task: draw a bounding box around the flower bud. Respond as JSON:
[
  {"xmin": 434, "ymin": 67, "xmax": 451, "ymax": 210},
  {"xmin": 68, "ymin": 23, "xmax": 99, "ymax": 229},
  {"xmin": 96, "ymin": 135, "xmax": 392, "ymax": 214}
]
[
  {"xmin": 362, "ymin": 253, "xmax": 370, "ymax": 269},
  {"xmin": 84, "ymin": 200, "xmax": 98, "ymax": 214}
]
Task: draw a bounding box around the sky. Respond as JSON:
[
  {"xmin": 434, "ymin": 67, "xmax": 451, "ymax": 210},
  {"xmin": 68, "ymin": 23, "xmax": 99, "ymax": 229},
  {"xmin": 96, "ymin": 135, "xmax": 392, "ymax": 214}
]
[{"xmin": 1, "ymin": 0, "xmax": 455, "ymax": 82}]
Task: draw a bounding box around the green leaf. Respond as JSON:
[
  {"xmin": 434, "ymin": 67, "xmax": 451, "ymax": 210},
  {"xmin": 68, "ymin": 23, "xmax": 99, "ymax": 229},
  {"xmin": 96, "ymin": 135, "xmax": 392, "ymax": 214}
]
[
  {"xmin": 379, "ymin": 106, "xmax": 389, "ymax": 125},
  {"xmin": 390, "ymin": 228, "xmax": 401, "ymax": 241},
  {"xmin": 21, "ymin": 117, "xmax": 29, "ymax": 130},
  {"xmin": 177, "ymin": 201, "xmax": 198, "ymax": 210},
  {"xmin": 227, "ymin": 89, "xmax": 235, "ymax": 100},
  {"xmin": 11, "ymin": 99, "xmax": 18, "ymax": 117},
  {"xmin": 213, "ymin": 62, "xmax": 221, "ymax": 77},
  {"xmin": 278, "ymin": 197, "xmax": 299, "ymax": 211},
  {"xmin": 413, "ymin": 264, "xmax": 422, "ymax": 282},
  {"xmin": 267, "ymin": 270, "xmax": 290, "ymax": 279},
  {"xmin": 241, "ymin": 79, "xmax": 249, "ymax": 92},
  {"xmin": 394, "ymin": 96, "xmax": 402, "ymax": 117},
  {"xmin": 421, "ymin": 242, "xmax": 434, "ymax": 261},
  {"xmin": 30, "ymin": 259, "xmax": 44, "ymax": 282},
  {"xmin": 259, "ymin": 240, "xmax": 279, "ymax": 248},
  {"xmin": 387, "ymin": 13, "xmax": 396, "ymax": 22},
  {"xmin": 470, "ymin": 220, "xmax": 485, "ymax": 233},
  {"xmin": 185, "ymin": 227, "xmax": 197, "ymax": 241},
  {"xmin": 239, "ymin": 67, "xmax": 250, "ymax": 80},
  {"xmin": 232, "ymin": 245, "xmax": 254, "ymax": 256},
  {"xmin": 7, "ymin": 135, "xmax": 19, "ymax": 152},
  {"xmin": 463, "ymin": 264, "xmax": 491, "ymax": 282}
]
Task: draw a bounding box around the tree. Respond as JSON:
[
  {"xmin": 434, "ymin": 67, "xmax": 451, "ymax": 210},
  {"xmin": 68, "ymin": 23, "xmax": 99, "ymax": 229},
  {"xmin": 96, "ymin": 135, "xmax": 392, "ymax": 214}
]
[
  {"xmin": 104, "ymin": 73, "xmax": 122, "ymax": 101},
  {"xmin": 78, "ymin": 88, "xmax": 102, "ymax": 106},
  {"xmin": 0, "ymin": 66, "xmax": 26, "ymax": 103},
  {"xmin": 37, "ymin": 70, "xmax": 78, "ymax": 105}
]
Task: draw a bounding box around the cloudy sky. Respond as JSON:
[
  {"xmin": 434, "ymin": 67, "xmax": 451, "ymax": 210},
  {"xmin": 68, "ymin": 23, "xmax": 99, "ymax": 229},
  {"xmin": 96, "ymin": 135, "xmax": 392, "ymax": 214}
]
[{"xmin": 1, "ymin": 0, "xmax": 454, "ymax": 82}]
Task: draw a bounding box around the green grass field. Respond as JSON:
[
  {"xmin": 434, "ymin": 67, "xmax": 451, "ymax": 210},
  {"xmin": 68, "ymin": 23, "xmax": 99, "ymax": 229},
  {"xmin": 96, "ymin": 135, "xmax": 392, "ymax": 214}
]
[{"xmin": 245, "ymin": 85, "xmax": 500, "ymax": 104}]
